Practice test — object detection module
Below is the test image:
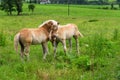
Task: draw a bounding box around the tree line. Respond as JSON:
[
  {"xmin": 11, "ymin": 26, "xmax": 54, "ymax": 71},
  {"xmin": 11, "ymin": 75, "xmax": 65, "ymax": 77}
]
[
  {"xmin": 1, "ymin": 0, "xmax": 120, "ymax": 15},
  {"xmin": 0, "ymin": 0, "xmax": 22, "ymax": 15},
  {"xmin": 26, "ymin": 0, "xmax": 120, "ymax": 5}
]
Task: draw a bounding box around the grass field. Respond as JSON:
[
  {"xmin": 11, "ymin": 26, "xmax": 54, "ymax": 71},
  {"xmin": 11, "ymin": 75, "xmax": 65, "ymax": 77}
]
[{"xmin": 0, "ymin": 4, "xmax": 120, "ymax": 80}]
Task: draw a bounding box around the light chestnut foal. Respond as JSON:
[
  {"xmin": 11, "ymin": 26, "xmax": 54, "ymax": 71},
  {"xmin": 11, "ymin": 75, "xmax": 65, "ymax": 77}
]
[
  {"xmin": 14, "ymin": 20, "xmax": 59, "ymax": 61},
  {"xmin": 50, "ymin": 23, "xmax": 83, "ymax": 57}
]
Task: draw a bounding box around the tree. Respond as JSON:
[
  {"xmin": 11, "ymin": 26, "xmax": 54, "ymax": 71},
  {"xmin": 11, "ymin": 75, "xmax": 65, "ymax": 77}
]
[
  {"xmin": 117, "ymin": 0, "xmax": 120, "ymax": 2},
  {"xmin": 0, "ymin": 0, "xmax": 15, "ymax": 15},
  {"xmin": 28, "ymin": 4, "xmax": 35, "ymax": 13},
  {"xmin": 15, "ymin": 0, "xmax": 23, "ymax": 15},
  {"xmin": 111, "ymin": 3, "xmax": 114, "ymax": 9},
  {"xmin": 0, "ymin": 0, "xmax": 23, "ymax": 15}
]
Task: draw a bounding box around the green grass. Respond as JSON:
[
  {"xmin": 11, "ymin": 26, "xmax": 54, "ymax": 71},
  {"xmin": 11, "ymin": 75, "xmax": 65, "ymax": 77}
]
[{"xmin": 0, "ymin": 4, "xmax": 120, "ymax": 80}]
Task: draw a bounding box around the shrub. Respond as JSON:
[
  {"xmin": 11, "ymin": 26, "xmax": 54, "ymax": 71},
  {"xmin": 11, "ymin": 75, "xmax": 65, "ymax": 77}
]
[
  {"xmin": 88, "ymin": 19, "xmax": 98, "ymax": 22},
  {"xmin": 113, "ymin": 28, "xmax": 119, "ymax": 40},
  {"xmin": 102, "ymin": 7, "xmax": 109, "ymax": 10},
  {"xmin": 55, "ymin": 63, "xmax": 65, "ymax": 69},
  {"xmin": 0, "ymin": 30, "xmax": 6, "ymax": 46},
  {"xmin": 71, "ymin": 55, "xmax": 91, "ymax": 70},
  {"xmin": 86, "ymin": 33, "xmax": 114, "ymax": 58},
  {"xmin": 115, "ymin": 64, "xmax": 120, "ymax": 80},
  {"xmin": 28, "ymin": 4, "xmax": 35, "ymax": 13}
]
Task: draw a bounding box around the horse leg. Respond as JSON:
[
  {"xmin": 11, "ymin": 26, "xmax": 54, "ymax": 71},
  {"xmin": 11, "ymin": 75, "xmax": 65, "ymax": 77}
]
[
  {"xmin": 24, "ymin": 43, "xmax": 30, "ymax": 61},
  {"xmin": 76, "ymin": 38, "xmax": 80, "ymax": 54},
  {"xmin": 20, "ymin": 46, "xmax": 24, "ymax": 61},
  {"xmin": 42, "ymin": 42, "xmax": 48, "ymax": 60},
  {"xmin": 61, "ymin": 39, "xmax": 67, "ymax": 55},
  {"xmin": 53, "ymin": 41, "xmax": 58, "ymax": 58},
  {"xmin": 68, "ymin": 38, "xmax": 72, "ymax": 52},
  {"xmin": 74, "ymin": 36, "xmax": 80, "ymax": 54},
  {"xmin": 19, "ymin": 41, "xmax": 25, "ymax": 61}
]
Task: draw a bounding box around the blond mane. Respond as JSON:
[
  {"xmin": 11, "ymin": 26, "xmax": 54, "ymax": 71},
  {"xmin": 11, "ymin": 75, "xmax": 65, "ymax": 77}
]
[{"xmin": 38, "ymin": 20, "xmax": 56, "ymax": 28}]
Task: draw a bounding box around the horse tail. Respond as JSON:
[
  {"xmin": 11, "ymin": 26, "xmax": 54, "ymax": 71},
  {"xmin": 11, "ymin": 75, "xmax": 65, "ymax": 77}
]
[
  {"xmin": 78, "ymin": 31, "xmax": 84, "ymax": 37},
  {"xmin": 74, "ymin": 24, "xmax": 84, "ymax": 38},
  {"xmin": 14, "ymin": 33, "xmax": 20, "ymax": 53}
]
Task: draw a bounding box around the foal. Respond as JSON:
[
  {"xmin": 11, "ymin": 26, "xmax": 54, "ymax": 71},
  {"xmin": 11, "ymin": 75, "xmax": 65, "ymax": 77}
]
[
  {"xmin": 14, "ymin": 20, "xmax": 59, "ymax": 60},
  {"xmin": 50, "ymin": 23, "xmax": 83, "ymax": 57}
]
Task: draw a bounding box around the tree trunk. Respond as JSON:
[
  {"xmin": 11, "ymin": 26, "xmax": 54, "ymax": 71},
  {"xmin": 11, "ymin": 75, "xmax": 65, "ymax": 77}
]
[
  {"xmin": 17, "ymin": 11, "xmax": 20, "ymax": 15},
  {"xmin": 9, "ymin": 11, "xmax": 12, "ymax": 15}
]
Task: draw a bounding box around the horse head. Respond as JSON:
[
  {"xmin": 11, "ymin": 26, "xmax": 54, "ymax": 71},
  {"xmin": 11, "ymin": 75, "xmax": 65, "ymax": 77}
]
[
  {"xmin": 46, "ymin": 20, "xmax": 59, "ymax": 32},
  {"xmin": 39, "ymin": 20, "xmax": 59, "ymax": 32}
]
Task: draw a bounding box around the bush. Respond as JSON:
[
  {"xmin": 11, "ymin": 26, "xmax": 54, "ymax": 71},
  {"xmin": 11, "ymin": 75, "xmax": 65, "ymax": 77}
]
[
  {"xmin": 86, "ymin": 33, "xmax": 114, "ymax": 58},
  {"xmin": 0, "ymin": 30, "xmax": 6, "ymax": 46},
  {"xmin": 115, "ymin": 64, "xmax": 120, "ymax": 80},
  {"xmin": 71, "ymin": 55, "xmax": 91, "ymax": 70},
  {"xmin": 113, "ymin": 28, "xmax": 119, "ymax": 40},
  {"xmin": 102, "ymin": 7, "xmax": 109, "ymax": 10},
  {"xmin": 28, "ymin": 4, "xmax": 35, "ymax": 13}
]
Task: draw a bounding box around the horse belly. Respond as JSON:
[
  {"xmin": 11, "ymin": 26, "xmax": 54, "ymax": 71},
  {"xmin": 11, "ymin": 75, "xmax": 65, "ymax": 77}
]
[
  {"xmin": 32, "ymin": 35, "xmax": 47, "ymax": 45},
  {"xmin": 65, "ymin": 31, "xmax": 74, "ymax": 39},
  {"xmin": 32, "ymin": 39, "xmax": 42, "ymax": 45}
]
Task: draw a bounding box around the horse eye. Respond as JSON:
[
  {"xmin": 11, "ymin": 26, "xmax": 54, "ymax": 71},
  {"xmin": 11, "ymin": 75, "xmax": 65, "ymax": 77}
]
[{"xmin": 57, "ymin": 22, "xmax": 59, "ymax": 25}]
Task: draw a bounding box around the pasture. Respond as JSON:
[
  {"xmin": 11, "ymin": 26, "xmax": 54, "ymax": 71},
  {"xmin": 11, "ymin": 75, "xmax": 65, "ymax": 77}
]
[{"xmin": 0, "ymin": 4, "xmax": 120, "ymax": 80}]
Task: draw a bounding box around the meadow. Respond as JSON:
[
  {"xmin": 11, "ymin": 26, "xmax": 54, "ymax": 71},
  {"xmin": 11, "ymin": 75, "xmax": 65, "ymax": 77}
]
[{"xmin": 0, "ymin": 4, "xmax": 120, "ymax": 80}]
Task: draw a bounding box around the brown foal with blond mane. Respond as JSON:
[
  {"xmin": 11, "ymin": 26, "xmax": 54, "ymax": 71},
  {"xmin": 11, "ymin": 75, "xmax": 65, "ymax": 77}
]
[
  {"xmin": 14, "ymin": 20, "xmax": 59, "ymax": 60},
  {"xmin": 50, "ymin": 23, "xmax": 83, "ymax": 57}
]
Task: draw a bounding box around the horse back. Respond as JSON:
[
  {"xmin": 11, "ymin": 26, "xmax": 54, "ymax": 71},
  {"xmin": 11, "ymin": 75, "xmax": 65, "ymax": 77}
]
[
  {"xmin": 19, "ymin": 29, "xmax": 33, "ymax": 44},
  {"xmin": 19, "ymin": 28, "xmax": 49, "ymax": 45}
]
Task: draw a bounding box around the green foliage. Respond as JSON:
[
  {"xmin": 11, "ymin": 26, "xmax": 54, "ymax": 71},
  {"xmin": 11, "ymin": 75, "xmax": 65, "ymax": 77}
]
[
  {"xmin": 0, "ymin": 0, "xmax": 15, "ymax": 15},
  {"xmin": 0, "ymin": 30, "xmax": 6, "ymax": 46},
  {"xmin": 55, "ymin": 63, "xmax": 66, "ymax": 69},
  {"xmin": 28, "ymin": 4, "xmax": 35, "ymax": 13},
  {"xmin": 86, "ymin": 33, "xmax": 115, "ymax": 58},
  {"xmin": 0, "ymin": 57, "xmax": 6, "ymax": 66},
  {"xmin": 113, "ymin": 28, "xmax": 119, "ymax": 40},
  {"xmin": 71, "ymin": 55, "xmax": 91, "ymax": 70},
  {"xmin": 115, "ymin": 63, "xmax": 120, "ymax": 80},
  {"xmin": 0, "ymin": 0, "xmax": 23, "ymax": 15},
  {"xmin": 15, "ymin": 0, "xmax": 23, "ymax": 15}
]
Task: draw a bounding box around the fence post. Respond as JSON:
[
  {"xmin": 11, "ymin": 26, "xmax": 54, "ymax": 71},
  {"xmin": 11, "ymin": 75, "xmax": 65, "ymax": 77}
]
[{"xmin": 68, "ymin": 0, "xmax": 70, "ymax": 16}]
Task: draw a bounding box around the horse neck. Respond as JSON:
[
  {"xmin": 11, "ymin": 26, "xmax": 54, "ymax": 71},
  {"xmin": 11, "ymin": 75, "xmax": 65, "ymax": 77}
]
[{"xmin": 39, "ymin": 25, "xmax": 51, "ymax": 33}]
